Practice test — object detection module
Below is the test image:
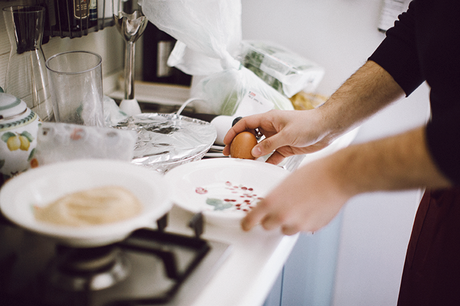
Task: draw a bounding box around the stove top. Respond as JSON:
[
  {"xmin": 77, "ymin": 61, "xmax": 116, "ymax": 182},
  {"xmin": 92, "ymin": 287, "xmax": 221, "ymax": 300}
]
[{"xmin": 0, "ymin": 212, "xmax": 231, "ymax": 306}]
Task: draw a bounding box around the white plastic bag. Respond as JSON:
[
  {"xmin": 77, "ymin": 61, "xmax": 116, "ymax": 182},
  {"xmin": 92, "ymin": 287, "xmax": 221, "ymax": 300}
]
[
  {"xmin": 142, "ymin": 0, "xmax": 242, "ymax": 73},
  {"xmin": 239, "ymin": 40, "xmax": 325, "ymax": 98},
  {"xmin": 192, "ymin": 66, "xmax": 294, "ymax": 115},
  {"xmin": 142, "ymin": 0, "xmax": 294, "ymax": 115}
]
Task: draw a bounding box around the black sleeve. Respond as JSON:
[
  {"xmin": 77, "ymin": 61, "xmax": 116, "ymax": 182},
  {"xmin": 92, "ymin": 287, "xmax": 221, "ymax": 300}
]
[
  {"xmin": 368, "ymin": 1, "xmax": 425, "ymax": 96},
  {"xmin": 369, "ymin": 0, "xmax": 460, "ymax": 185}
]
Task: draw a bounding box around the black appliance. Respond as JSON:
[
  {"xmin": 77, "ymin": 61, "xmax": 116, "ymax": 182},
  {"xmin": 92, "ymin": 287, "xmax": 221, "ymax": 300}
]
[{"xmin": 142, "ymin": 23, "xmax": 192, "ymax": 86}]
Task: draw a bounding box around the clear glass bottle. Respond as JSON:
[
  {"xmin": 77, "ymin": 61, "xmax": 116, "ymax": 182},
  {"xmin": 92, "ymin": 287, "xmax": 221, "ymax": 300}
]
[{"xmin": 3, "ymin": 5, "xmax": 54, "ymax": 122}]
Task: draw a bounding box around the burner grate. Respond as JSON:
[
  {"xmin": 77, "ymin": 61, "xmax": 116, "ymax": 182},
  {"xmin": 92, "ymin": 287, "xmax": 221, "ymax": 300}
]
[{"xmin": 0, "ymin": 212, "xmax": 231, "ymax": 306}]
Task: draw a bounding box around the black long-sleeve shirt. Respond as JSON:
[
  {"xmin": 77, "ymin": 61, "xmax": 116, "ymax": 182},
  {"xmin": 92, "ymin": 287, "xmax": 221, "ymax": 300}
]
[
  {"xmin": 368, "ymin": 0, "xmax": 460, "ymax": 185},
  {"xmin": 369, "ymin": 2, "xmax": 460, "ymax": 304}
]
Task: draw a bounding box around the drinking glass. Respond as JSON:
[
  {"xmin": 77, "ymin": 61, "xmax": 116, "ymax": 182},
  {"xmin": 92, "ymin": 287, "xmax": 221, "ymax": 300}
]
[{"xmin": 46, "ymin": 51, "xmax": 105, "ymax": 126}]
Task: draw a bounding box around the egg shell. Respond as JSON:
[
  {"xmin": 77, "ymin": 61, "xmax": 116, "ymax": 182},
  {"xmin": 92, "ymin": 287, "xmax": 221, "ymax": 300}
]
[{"xmin": 230, "ymin": 131, "xmax": 258, "ymax": 159}]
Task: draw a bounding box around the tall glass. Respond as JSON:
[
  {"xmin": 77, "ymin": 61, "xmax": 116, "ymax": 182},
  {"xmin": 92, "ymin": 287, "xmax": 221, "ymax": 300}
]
[
  {"xmin": 3, "ymin": 6, "xmax": 54, "ymax": 122},
  {"xmin": 46, "ymin": 51, "xmax": 105, "ymax": 126}
]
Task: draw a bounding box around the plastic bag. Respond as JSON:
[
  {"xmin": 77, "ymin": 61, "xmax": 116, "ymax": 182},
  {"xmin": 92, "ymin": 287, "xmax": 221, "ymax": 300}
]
[
  {"xmin": 142, "ymin": 0, "xmax": 242, "ymax": 72},
  {"xmin": 103, "ymin": 95, "xmax": 129, "ymax": 126},
  {"xmin": 33, "ymin": 122, "xmax": 137, "ymax": 167},
  {"xmin": 239, "ymin": 40, "xmax": 325, "ymax": 98},
  {"xmin": 192, "ymin": 66, "xmax": 294, "ymax": 115},
  {"xmin": 142, "ymin": 0, "xmax": 294, "ymax": 115}
]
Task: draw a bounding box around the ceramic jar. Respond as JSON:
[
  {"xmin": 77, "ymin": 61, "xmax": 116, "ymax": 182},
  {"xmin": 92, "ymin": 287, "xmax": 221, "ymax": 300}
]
[{"xmin": 0, "ymin": 90, "xmax": 39, "ymax": 177}]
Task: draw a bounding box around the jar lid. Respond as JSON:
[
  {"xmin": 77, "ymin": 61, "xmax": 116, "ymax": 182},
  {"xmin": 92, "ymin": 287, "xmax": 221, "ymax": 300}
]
[{"xmin": 0, "ymin": 92, "xmax": 28, "ymax": 121}]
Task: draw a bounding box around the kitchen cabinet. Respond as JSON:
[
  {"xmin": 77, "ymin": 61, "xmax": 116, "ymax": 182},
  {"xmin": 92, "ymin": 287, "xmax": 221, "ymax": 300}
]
[{"xmin": 264, "ymin": 215, "xmax": 343, "ymax": 306}]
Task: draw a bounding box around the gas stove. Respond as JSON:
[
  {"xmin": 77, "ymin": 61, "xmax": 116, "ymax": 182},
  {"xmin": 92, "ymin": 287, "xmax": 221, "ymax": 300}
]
[{"xmin": 0, "ymin": 212, "xmax": 231, "ymax": 306}]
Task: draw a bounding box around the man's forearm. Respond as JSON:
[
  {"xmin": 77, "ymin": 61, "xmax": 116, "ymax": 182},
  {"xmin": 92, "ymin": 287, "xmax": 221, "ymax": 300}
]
[
  {"xmin": 319, "ymin": 60, "xmax": 405, "ymax": 139},
  {"xmin": 328, "ymin": 126, "xmax": 452, "ymax": 196},
  {"xmin": 321, "ymin": 61, "xmax": 451, "ymax": 192}
]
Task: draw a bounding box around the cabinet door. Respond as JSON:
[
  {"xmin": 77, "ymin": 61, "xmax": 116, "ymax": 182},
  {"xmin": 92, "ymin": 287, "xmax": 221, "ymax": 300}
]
[
  {"xmin": 263, "ymin": 268, "xmax": 283, "ymax": 306},
  {"xmin": 264, "ymin": 213, "xmax": 343, "ymax": 306}
]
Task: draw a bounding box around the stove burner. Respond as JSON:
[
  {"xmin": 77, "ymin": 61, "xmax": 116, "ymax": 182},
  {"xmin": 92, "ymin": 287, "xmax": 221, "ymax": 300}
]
[
  {"xmin": 0, "ymin": 212, "xmax": 232, "ymax": 306},
  {"xmin": 45, "ymin": 245, "xmax": 130, "ymax": 291}
]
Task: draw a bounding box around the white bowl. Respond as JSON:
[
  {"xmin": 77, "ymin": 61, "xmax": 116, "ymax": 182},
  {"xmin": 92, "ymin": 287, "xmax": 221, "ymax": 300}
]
[
  {"xmin": 0, "ymin": 159, "xmax": 172, "ymax": 247},
  {"xmin": 165, "ymin": 158, "xmax": 289, "ymax": 227}
]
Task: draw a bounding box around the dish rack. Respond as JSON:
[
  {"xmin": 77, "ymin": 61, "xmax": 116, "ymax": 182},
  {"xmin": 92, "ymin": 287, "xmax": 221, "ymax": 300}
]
[{"xmin": 42, "ymin": 0, "xmax": 118, "ymax": 39}]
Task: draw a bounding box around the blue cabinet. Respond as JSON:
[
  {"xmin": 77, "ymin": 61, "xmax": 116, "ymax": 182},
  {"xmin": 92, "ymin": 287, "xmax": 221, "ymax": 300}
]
[{"xmin": 264, "ymin": 212, "xmax": 343, "ymax": 306}]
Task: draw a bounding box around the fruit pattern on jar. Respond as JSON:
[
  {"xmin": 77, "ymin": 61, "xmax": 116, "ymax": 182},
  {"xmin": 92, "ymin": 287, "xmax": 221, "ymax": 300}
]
[
  {"xmin": 2, "ymin": 131, "xmax": 34, "ymax": 151},
  {"xmin": 195, "ymin": 181, "xmax": 263, "ymax": 212},
  {"xmin": 0, "ymin": 131, "xmax": 36, "ymax": 172}
]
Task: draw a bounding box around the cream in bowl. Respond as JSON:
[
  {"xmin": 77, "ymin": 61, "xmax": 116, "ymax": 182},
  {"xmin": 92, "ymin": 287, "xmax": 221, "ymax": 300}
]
[
  {"xmin": 0, "ymin": 159, "xmax": 172, "ymax": 247},
  {"xmin": 34, "ymin": 185, "xmax": 143, "ymax": 227}
]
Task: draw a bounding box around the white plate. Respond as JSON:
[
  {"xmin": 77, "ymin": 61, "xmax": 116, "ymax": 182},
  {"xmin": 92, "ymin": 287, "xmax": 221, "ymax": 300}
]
[
  {"xmin": 0, "ymin": 159, "xmax": 172, "ymax": 247},
  {"xmin": 165, "ymin": 158, "xmax": 289, "ymax": 227}
]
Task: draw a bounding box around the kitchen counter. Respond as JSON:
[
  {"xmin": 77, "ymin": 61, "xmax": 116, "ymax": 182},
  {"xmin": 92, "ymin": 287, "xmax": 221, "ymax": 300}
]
[
  {"xmin": 162, "ymin": 127, "xmax": 360, "ymax": 306},
  {"xmin": 0, "ymin": 103, "xmax": 358, "ymax": 305},
  {"xmin": 166, "ymin": 205, "xmax": 299, "ymax": 306}
]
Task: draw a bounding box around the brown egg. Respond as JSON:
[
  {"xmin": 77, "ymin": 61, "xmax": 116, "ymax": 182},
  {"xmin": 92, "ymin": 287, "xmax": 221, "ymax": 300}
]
[{"xmin": 230, "ymin": 131, "xmax": 258, "ymax": 159}]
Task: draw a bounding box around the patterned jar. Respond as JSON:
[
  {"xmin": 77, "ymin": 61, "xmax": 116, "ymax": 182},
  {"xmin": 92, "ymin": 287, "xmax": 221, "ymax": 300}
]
[{"xmin": 0, "ymin": 90, "xmax": 39, "ymax": 177}]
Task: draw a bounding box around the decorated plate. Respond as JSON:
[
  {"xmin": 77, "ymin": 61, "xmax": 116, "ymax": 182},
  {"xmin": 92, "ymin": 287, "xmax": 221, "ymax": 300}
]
[{"xmin": 165, "ymin": 158, "xmax": 289, "ymax": 227}]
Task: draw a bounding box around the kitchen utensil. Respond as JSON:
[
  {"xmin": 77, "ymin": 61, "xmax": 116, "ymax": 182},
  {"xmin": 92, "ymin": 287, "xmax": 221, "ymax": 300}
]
[
  {"xmin": 114, "ymin": 113, "xmax": 217, "ymax": 173},
  {"xmin": 0, "ymin": 159, "xmax": 172, "ymax": 247},
  {"xmin": 46, "ymin": 51, "xmax": 105, "ymax": 126},
  {"xmin": 0, "ymin": 89, "xmax": 40, "ymax": 178},
  {"xmin": 165, "ymin": 158, "xmax": 289, "ymax": 227},
  {"xmin": 114, "ymin": 9, "xmax": 148, "ymax": 115},
  {"xmin": 3, "ymin": 5, "xmax": 54, "ymax": 121}
]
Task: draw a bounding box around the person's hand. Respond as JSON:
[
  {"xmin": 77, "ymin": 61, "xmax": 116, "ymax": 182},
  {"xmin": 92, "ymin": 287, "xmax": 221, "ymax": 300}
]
[
  {"xmin": 223, "ymin": 109, "xmax": 335, "ymax": 165},
  {"xmin": 241, "ymin": 156, "xmax": 352, "ymax": 235}
]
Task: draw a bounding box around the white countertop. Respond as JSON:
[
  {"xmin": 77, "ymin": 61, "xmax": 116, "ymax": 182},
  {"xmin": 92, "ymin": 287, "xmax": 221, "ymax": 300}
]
[
  {"xmin": 166, "ymin": 205, "xmax": 299, "ymax": 306},
  {"xmin": 162, "ymin": 127, "xmax": 359, "ymax": 306}
]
